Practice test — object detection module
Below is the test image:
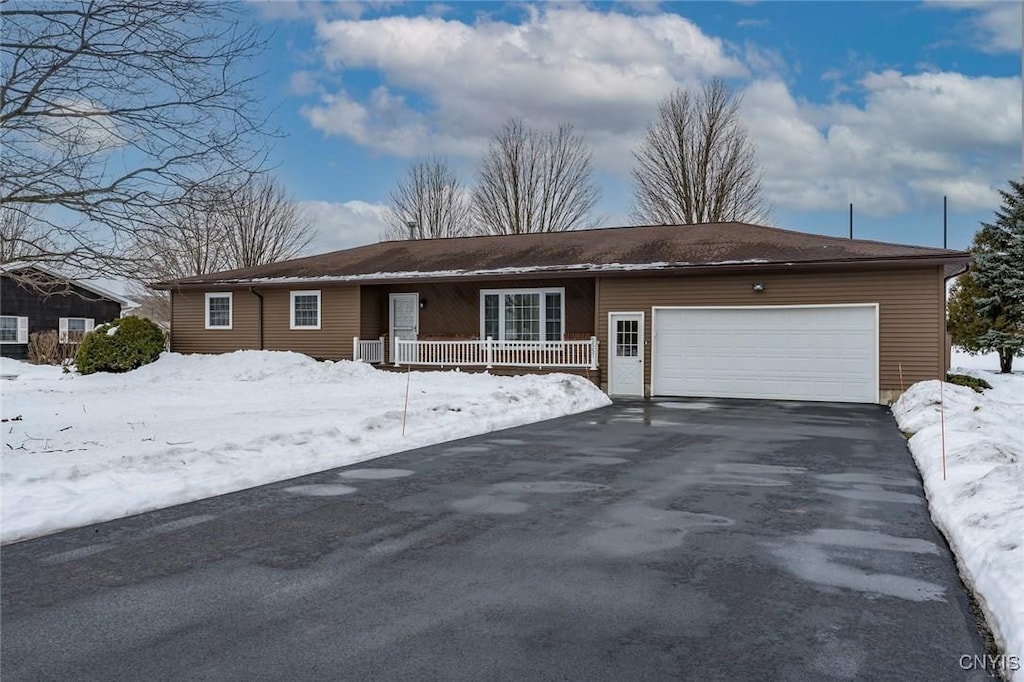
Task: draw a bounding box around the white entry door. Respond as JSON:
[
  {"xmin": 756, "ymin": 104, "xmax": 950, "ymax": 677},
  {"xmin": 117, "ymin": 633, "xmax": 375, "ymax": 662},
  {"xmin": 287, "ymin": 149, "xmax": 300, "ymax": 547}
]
[
  {"xmin": 389, "ymin": 293, "xmax": 419, "ymax": 361},
  {"xmin": 608, "ymin": 312, "xmax": 644, "ymax": 396}
]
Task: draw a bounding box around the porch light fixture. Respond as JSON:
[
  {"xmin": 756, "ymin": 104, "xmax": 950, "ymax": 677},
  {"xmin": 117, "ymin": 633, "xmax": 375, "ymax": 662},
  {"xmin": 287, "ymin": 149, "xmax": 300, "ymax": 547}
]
[
  {"xmin": 752, "ymin": 282, "xmax": 764, "ymax": 293},
  {"xmin": 419, "ymin": 299, "xmax": 428, "ymax": 309}
]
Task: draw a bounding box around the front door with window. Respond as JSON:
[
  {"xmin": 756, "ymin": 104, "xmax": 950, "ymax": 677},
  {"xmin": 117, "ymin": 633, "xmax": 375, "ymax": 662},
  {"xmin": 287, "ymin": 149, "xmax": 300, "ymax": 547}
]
[
  {"xmin": 389, "ymin": 293, "xmax": 419, "ymax": 362},
  {"xmin": 608, "ymin": 312, "xmax": 644, "ymax": 396}
]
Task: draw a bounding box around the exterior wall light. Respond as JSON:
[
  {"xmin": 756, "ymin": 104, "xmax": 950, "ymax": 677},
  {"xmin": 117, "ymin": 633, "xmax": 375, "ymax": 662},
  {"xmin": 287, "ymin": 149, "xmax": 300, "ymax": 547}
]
[{"xmin": 752, "ymin": 283, "xmax": 764, "ymax": 293}]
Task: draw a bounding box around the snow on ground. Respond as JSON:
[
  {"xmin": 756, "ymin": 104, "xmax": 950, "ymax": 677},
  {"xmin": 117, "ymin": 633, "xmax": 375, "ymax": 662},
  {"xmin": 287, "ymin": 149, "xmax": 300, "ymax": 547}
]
[
  {"xmin": 894, "ymin": 365, "xmax": 1024, "ymax": 677},
  {"xmin": 0, "ymin": 351, "xmax": 611, "ymax": 544},
  {"xmin": 950, "ymin": 348, "xmax": 1007, "ymax": 373}
]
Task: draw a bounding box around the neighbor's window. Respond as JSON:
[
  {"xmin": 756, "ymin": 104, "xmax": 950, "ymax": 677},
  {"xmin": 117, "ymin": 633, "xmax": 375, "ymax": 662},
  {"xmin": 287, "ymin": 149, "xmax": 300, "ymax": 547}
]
[
  {"xmin": 290, "ymin": 290, "xmax": 321, "ymax": 330},
  {"xmin": 479, "ymin": 288, "xmax": 564, "ymax": 341},
  {"xmin": 0, "ymin": 316, "xmax": 20, "ymax": 343},
  {"xmin": 205, "ymin": 292, "xmax": 233, "ymax": 330},
  {"xmin": 59, "ymin": 317, "xmax": 94, "ymax": 342}
]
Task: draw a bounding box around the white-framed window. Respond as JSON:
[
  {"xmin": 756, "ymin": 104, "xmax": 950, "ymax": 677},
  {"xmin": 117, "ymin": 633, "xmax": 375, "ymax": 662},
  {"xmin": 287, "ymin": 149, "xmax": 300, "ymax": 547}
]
[
  {"xmin": 479, "ymin": 287, "xmax": 565, "ymax": 341},
  {"xmin": 290, "ymin": 290, "xmax": 321, "ymax": 330},
  {"xmin": 205, "ymin": 292, "xmax": 233, "ymax": 330},
  {"xmin": 59, "ymin": 317, "xmax": 94, "ymax": 342},
  {"xmin": 0, "ymin": 316, "xmax": 28, "ymax": 344}
]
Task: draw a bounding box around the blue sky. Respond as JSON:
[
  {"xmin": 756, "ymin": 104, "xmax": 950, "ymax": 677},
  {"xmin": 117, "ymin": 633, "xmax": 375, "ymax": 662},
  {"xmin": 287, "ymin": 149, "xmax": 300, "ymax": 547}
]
[{"xmin": 243, "ymin": 0, "xmax": 1022, "ymax": 253}]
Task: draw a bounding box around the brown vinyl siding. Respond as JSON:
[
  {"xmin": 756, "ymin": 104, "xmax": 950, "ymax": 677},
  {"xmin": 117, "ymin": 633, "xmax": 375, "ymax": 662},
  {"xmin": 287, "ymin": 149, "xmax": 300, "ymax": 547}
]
[
  {"xmin": 360, "ymin": 286, "xmax": 382, "ymax": 339},
  {"xmin": 597, "ymin": 267, "xmax": 944, "ymax": 396},
  {"xmin": 370, "ymin": 278, "xmax": 596, "ymax": 339},
  {"xmin": 170, "ymin": 289, "xmax": 260, "ymax": 353},
  {"xmin": 261, "ymin": 287, "xmax": 359, "ymax": 360},
  {"xmin": 170, "ymin": 285, "xmax": 360, "ymax": 359}
]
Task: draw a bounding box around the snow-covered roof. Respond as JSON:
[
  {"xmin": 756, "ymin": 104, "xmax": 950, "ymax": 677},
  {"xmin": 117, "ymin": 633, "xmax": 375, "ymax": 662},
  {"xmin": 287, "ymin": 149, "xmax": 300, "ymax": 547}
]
[{"xmin": 1, "ymin": 263, "xmax": 132, "ymax": 305}]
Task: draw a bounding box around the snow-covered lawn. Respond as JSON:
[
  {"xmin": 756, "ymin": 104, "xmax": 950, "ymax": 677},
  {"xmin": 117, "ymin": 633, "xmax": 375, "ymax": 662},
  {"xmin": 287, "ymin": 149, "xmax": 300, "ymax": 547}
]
[
  {"xmin": 894, "ymin": 361, "xmax": 1023, "ymax": 678},
  {"xmin": 0, "ymin": 351, "xmax": 610, "ymax": 544}
]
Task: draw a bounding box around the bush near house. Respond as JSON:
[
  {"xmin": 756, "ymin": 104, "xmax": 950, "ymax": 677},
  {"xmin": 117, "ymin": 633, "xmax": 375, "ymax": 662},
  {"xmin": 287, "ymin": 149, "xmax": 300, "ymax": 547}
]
[
  {"xmin": 28, "ymin": 330, "xmax": 85, "ymax": 366},
  {"xmin": 75, "ymin": 316, "xmax": 165, "ymax": 375}
]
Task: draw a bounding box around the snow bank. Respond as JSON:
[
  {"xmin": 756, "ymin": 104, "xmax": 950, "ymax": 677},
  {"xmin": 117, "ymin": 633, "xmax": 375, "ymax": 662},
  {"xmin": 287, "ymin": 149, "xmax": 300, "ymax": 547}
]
[
  {"xmin": 0, "ymin": 351, "xmax": 611, "ymax": 544},
  {"xmin": 893, "ymin": 372, "xmax": 1024, "ymax": 677}
]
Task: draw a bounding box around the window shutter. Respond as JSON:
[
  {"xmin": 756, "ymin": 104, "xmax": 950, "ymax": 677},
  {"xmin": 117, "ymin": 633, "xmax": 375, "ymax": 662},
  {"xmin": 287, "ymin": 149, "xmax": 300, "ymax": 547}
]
[
  {"xmin": 85, "ymin": 318, "xmax": 95, "ymax": 332},
  {"xmin": 17, "ymin": 316, "xmax": 29, "ymax": 344},
  {"xmin": 59, "ymin": 317, "xmax": 69, "ymax": 343}
]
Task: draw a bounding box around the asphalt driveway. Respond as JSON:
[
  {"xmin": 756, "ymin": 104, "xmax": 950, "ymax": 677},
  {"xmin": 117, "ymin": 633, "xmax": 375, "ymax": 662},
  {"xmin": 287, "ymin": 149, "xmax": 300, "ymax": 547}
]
[{"xmin": 1, "ymin": 399, "xmax": 991, "ymax": 681}]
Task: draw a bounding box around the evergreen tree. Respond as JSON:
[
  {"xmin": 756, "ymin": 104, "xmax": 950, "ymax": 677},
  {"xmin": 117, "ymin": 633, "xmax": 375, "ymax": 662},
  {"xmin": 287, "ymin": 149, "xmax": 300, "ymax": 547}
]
[{"xmin": 949, "ymin": 179, "xmax": 1024, "ymax": 373}]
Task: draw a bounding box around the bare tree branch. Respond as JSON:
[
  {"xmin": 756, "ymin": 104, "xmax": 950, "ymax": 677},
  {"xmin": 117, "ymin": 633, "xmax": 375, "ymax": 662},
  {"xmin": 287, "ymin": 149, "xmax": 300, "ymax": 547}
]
[
  {"xmin": 471, "ymin": 119, "xmax": 600, "ymax": 235},
  {"xmin": 384, "ymin": 157, "xmax": 471, "ymax": 240},
  {"xmin": 631, "ymin": 80, "xmax": 769, "ymax": 226},
  {"xmin": 128, "ymin": 175, "xmax": 314, "ymax": 327},
  {"xmin": 0, "ymin": 0, "xmax": 272, "ymax": 280}
]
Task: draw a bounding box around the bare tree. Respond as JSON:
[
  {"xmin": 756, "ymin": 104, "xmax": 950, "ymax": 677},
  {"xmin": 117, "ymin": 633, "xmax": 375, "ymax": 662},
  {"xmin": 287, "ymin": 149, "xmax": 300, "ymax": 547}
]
[
  {"xmin": 220, "ymin": 175, "xmax": 314, "ymax": 267},
  {"xmin": 129, "ymin": 175, "xmax": 314, "ymax": 327},
  {"xmin": 1, "ymin": 0, "xmax": 270, "ymax": 282},
  {"xmin": 471, "ymin": 119, "xmax": 600, "ymax": 235},
  {"xmin": 631, "ymin": 80, "xmax": 768, "ymax": 225},
  {"xmin": 0, "ymin": 204, "xmax": 46, "ymax": 264},
  {"xmin": 385, "ymin": 158, "xmax": 471, "ymax": 240}
]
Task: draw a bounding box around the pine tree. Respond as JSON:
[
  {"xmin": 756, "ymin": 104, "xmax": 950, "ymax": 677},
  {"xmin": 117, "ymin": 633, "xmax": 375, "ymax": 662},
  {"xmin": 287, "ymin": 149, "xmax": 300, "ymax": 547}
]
[{"xmin": 950, "ymin": 179, "xmax": 1024, "ymax": 373}]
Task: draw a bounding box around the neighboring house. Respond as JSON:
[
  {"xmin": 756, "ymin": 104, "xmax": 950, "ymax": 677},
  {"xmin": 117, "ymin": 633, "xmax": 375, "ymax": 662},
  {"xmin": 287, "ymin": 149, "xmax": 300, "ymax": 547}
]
[
  {"xmin": 0, "ymin": 265, "xmax": 128, "ymax": 360},
  {"xmin": 153, "ymin": 222, "xmax": 969, "ymax": 404}
]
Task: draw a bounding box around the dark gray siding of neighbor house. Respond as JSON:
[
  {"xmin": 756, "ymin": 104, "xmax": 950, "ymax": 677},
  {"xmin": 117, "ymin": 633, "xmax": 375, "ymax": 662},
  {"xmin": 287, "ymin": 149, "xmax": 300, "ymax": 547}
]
[{"xmin": 0, "ymin": 274, "xmax": 122, "ymax": 359}]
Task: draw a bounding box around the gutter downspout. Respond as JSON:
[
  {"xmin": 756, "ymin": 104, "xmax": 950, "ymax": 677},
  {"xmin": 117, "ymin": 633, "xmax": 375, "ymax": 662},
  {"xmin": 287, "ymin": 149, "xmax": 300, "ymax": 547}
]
[{"xmin": 249, "ymin": 286, "xmax": 264, "ymax": 350}]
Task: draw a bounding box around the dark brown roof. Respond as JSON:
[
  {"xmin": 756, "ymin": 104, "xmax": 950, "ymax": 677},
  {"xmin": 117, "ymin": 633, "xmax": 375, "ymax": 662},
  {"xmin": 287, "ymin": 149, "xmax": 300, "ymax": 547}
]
[{"xmin": 155, "ymin": 222, "xmax": 970, "ymax": 288}]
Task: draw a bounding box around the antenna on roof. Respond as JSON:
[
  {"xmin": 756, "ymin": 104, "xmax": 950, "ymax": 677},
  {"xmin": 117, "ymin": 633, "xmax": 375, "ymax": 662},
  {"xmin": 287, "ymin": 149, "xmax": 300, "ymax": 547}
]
[
  {"xmin": 407, "ymin": 221, "xmax": 417, "ymax": 241},
  {"xmin": 943, "ymin": 195, "xmax": 948, "ymax": 249},
  {"xmin": 849, "ymin": 203, "xmax": 853, "ymax": 239}
]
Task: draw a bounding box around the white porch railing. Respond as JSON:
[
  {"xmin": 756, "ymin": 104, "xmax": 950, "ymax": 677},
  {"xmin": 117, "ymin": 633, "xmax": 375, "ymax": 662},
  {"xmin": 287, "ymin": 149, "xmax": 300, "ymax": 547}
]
[
  {"xmin": 390, "ymin": 336, "xmax": 598, "ymax": 370},
  {"xmin": 352, "ymin": 336, "xmax": 385, "ymax": 364}
]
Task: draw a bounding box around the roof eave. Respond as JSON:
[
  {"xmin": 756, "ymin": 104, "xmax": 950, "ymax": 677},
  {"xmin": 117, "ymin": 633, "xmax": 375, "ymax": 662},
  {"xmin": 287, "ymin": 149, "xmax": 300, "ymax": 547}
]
[{"xmin": 152, "ymin": 253, "xmax": 971, "ymax": 290}]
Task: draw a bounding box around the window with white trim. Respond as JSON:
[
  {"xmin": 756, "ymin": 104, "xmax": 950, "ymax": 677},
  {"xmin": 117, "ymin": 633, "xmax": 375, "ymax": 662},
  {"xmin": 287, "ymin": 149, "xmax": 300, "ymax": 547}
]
[
  {"xmin": 480, "ymin": 288, "xmax": 565, "ymax": 341},
  {"xmin": 59, "ymin": 317, "xmax": 94, "ymax": 342},
  {"xmin": 290, "ymin": 290, "xmax": 321, "ymax": 330},
  {"xmin": 0, "ymin": 316, "xmax": 28, "ymax": 344},
  {"xmin": 205, "ymin": 292, "xmax": 233, "ymax": 330}
]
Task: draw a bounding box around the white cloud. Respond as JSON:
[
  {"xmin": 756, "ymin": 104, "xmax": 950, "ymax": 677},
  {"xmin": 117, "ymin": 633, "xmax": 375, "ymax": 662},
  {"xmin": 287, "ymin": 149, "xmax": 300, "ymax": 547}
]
[
  {"xmin": 926, "ymin": 1, "xmax": 1022, "ymax": 53},
  {"xmin": 301, "ymin": 200, "xmax": 389, "ymax": 252},
  {"xmin": 302, "ymin": 6, "xmax": 746, "ymax": 160},
  {"xmin": 741, "ymin": 71, "xmax": 1020, "ymax": 215}
]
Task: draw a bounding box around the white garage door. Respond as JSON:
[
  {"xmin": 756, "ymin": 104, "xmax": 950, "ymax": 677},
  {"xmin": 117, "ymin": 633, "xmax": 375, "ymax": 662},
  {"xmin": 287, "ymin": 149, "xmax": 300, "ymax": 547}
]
[{"xmin": 652, "ymin": 305, "xmax": 877, "ymax": 403}]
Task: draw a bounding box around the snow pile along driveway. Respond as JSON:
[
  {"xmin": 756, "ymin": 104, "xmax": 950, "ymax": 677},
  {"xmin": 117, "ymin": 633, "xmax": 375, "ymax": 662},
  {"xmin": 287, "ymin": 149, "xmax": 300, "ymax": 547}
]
[
  {"xmin": 1, "ymin": 351, "xmax": 611, "ymax": 544},
  {"xmin": 894, "ymin": 372, "xmax": 1024, "ymax": 677}
]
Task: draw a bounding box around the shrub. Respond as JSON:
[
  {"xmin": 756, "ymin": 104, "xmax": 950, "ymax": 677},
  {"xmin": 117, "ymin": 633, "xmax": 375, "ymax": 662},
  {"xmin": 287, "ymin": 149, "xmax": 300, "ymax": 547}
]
[
  {"xmin": 75, "ymin": 316, "xmax": 166, "ymax": 375},
  {"xmin": 27, "ymin": 330, "xmax": 81, "ymax": 366},
  {"xmin": 946, "ymin": 373, "xmax": 992, "ymax": 393},
  {"xmin": 27, "ymin": 330, "xmax": 60, "ymax": 365}
]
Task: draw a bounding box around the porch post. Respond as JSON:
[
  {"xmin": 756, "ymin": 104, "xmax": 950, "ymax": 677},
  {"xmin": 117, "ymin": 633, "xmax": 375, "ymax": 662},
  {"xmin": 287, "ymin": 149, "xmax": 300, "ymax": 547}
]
[
  {"xmin": 394, "ymin": 336, "xmax": 401, "ymax": 367},
  {"xmin": 353, "ymin": 336, "xmax": 360, "ymax": 362},
  {"xmin": 379, "ymin": 336, "xmax": 385, "ymax": 364},
  {"xmin": 589, "ymin": 336, "xmax": 599, "ymax": 371},
  {"xmin": 485, "ymin": 336, "xmax": 494, "ymax": 369}
]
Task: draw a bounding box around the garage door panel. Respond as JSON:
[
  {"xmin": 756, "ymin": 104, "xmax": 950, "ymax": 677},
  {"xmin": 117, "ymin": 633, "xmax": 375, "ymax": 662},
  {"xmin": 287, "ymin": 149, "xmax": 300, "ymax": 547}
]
[{"xmin": 653, "ymin": 306, "xmax": 877, "ymax": 403}]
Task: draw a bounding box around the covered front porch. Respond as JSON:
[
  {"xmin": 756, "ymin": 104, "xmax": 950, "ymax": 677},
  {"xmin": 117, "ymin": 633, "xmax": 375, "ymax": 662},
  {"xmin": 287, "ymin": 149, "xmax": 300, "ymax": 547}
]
[{"xmin": 352, "ymin": 278, "xmax": 600, "ymax": 375}]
